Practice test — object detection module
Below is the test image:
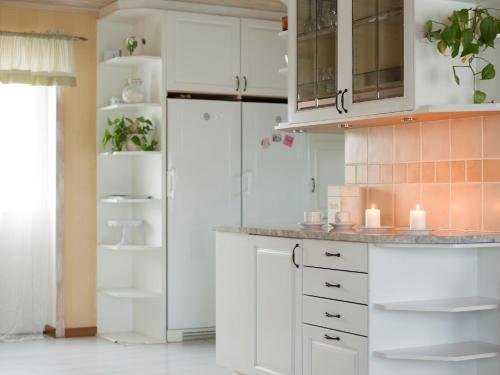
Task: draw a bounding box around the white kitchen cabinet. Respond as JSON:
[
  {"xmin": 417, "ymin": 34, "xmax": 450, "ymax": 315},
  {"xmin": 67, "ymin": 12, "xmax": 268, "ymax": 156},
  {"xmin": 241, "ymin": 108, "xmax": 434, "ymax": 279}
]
[
  {"xmin": 166, "ymin": 12, "xmax": 286, "ymax": 97},
  {"xmin": 250, "ymin": 235, "xmax": 302, "ymax": 375},
  {"xmin": 215, "ymin": 232, "xmax": 252, "ymax": 373},
  {"xmin": 303, "ymin": 324, "xmax": 368, "ymax": 375},
  {"xmin": 166, "ymin": 11, "xmax": 241, "ymax": 94},
  {"xmin": 285, "ymin": 0, "xmax": 478, "ymax": 128},
  {"xmin": 241, "ymin": 19, "xmax": 287, "ymax": 97}
]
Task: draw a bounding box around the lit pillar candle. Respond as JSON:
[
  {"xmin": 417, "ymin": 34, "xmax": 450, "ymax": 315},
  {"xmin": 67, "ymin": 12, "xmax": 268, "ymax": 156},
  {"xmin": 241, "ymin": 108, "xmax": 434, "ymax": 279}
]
[
  {"xmin": 410, "ymin": 204, "xmax": 426, "ymax": 230},
  {"xmin": 365, "ymin": 204, "xmax": 381, "ymax": 228}
]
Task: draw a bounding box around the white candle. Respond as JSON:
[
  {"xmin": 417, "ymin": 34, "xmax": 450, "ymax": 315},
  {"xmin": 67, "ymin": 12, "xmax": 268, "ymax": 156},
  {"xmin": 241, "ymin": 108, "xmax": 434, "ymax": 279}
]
[
  {"xmin": 365, "ymin": 204, "xmax": 381, "ymax": 228},
  {"xmin": 410, "ymin": 204, "xmax": 426, "ymax": 230}
]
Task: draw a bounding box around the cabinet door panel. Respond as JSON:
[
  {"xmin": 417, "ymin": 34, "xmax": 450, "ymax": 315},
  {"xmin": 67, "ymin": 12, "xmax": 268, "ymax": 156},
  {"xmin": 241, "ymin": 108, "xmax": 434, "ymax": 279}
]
[
  {"xmin": 241, "ymin": 19, "xmax": 287, "ymax": 97},
  {"xmin": 166, "ymin": 12, "xmax": 240, "ymax": 94},
  {"xmin": 303, "ymin": 324, "xmax": 368, "ymax": 375},
  {"xmin": 251, "ymin": 236, "xmax": 301, "ymax": 375}
]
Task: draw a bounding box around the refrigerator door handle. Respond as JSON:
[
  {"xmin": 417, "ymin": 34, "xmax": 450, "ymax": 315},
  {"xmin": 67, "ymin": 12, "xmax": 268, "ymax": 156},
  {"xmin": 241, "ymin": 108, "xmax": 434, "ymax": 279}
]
[
  {"xmin": 242, "ymin": 172, "xmax": 252, "ymax": 196},
  {"xmin": 167, "ymin": 168, "xmax": 176, "ymax": 199}
]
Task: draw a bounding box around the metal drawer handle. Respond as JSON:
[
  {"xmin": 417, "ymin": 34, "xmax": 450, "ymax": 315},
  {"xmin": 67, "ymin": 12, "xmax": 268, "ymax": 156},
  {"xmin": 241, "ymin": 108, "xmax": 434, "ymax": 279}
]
[
  {"xmin": 325, "ymin": 251, "xmax": 341, "ymax": 257},
  {"xmin": 292, "ymin": 243, "xmax": 300, "ymax": 269},
  {"xmin": 324, "ymin": 334, "xmax": 341, "ymax": 341},
  {"xmin": 325, "ymin": 312, "xmax": 341, "ymax": 319},
  {"xmin": 325, "ymin": 282, "xmax": 341, "ymax": 288}
]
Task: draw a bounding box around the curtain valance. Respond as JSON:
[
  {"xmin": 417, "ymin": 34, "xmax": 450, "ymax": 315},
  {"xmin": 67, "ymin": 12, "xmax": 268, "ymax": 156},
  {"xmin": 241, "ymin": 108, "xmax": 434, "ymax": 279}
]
[{"xmin": 0, "ymin": 31, "xmax": 77, "ymax": 86}]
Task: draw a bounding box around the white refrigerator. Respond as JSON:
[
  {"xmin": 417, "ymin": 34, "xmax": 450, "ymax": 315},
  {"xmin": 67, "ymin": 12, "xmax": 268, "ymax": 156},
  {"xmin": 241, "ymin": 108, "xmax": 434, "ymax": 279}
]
[{"xmin": 166, "ymin": 99, "xmax": 337, "ymax": 338}]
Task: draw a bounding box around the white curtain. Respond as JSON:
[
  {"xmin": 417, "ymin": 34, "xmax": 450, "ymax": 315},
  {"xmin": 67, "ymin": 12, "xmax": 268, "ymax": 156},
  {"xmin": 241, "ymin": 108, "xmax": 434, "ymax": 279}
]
[
  {"xmin": 0, "ymin": 84, "xmax": 55, "ymax": 342},
  {"xmin": 0, "ymin": 31, "xmax": 76, "ymax": 86}
]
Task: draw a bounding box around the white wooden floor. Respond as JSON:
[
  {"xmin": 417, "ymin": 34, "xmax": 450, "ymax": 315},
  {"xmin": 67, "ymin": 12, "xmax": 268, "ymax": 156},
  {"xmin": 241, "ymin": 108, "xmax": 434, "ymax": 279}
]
[{"xmin": 0, "ymin": 337, "xmax": 233, "ymax": 375}]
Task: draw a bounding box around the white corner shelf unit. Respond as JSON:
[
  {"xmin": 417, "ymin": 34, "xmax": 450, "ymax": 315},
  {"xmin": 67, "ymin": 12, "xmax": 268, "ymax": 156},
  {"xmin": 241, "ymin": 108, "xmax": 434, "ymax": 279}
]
[
  {"xmin": 97, "ymin": 9, "xmax": 166, "ymax": 344},
  {"xmin": 375, "ymin": 341, "xmax": 500, "ymax": 362},
  {"xmin": 375, "ymin": 297, "xmax": 500, "ymax": 313}
]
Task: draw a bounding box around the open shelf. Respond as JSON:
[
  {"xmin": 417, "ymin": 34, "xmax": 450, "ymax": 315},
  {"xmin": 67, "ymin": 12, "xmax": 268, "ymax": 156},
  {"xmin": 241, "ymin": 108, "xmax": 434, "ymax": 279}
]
[
  {"xmin": 100, "ymin": 197, "xmax": 160, "ymax": 204},
  {"xmin": 99, "ymin": 55, "xmax": 161, "ymax": 67},
  {"xmin": 99, "ymin": 244, "xmax": 162, "ymax": 252},
  {"xmin": 375, "ymin": 297, "xmax": 500, "ymax": 313},
  {"xmin": 375, "ymin": 341, "xmax": 500, "ymax": 362},
  {"xmin": 99, "ymin": 331, "xmax": 164, "ymax": 345},
  {"xmin": 99, "ymin": 103, "xmax": 161, "ymax": 112},
  {"xmin": 100, "ymin": 288, "xmax": 161, "ymax": 299},
  {"xmin": 99, "ymin": 151, "xmax": 161, "ymax": 157}
]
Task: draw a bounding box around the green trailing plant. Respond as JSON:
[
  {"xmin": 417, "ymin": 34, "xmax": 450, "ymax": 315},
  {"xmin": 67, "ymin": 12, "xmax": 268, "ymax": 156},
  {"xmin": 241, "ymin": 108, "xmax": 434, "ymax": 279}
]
[
  {"xmin": 425, "ymin": 7, "xmax": 500, "ymax": 103},
  {"xmin": 102, "ymin": 116, "xmax": 158, "ymax": 152},
  {"xmin": 125, "ymin": 36, "xmax": 138, "ymax": 55}
]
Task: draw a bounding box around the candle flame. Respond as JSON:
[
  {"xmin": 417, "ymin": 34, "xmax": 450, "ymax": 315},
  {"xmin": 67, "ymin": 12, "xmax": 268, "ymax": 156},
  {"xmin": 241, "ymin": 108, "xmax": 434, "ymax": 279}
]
[
  {"xmin": 416, "ymin": 204, "xmax": 420, "ymax": 211},
  {"xmin": 371, "ymin": 204, "xmax": 375, "ymax": 210}
]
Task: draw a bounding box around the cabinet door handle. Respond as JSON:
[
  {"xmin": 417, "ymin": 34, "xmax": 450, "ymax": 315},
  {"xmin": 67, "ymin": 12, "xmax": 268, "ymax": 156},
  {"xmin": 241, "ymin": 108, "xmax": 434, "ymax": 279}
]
[
  {"xmin": 235, "ymin": 76, "xmax": 240, "ymax": 91},
  {"xmin": 292, "ymin": 243, "xmax": 300, "ymax": 269},
  {"xmin": 311, "ymin": 177, "xmax": 316, "ymax": 193},
  {"xmin": 325, "ymin": 251, "xmax": 341, "ymax": 257},
  {"xmin": 341, "ymin": 89, "xmax": 348, "ymax": 113},
  {"xmin": 324, "ymin": 334, "xmax": 341, "ymax": 341},
  {"xmin": 325, "ymin": 312, "xmax": 341, "ymax": 319},
  {"xmin": 325, "ymin": 282, "xmax": 341, "ymax": 288},
  {"xmin": 335, "ymin": 90, "xmax": 343, "ymax": 114},
  {"xmin": 243, "ymin": 76, "xmax": 248, "ymax": 92}
]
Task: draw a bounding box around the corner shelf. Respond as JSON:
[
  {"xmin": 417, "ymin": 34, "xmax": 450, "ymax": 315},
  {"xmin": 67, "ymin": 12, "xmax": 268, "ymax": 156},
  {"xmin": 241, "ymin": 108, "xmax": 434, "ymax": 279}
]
[
  {"xmin": 99, "ymin": 55, "xmax": 162, "ymax": 67},
  {"xmin": 375, "ymin": 296, "xmax": 500, "ymax": 313},
  {"xmin": 375, "ymin": 341, "xmax": 500, "ymax": 362},
  {"xmin": 99, "ymin": 244, "xmax": 162, "ymax": 252},
  {"xmin": 99, "ymin": 103, "xmax": 161, "ymax": 112},
  {"xmin": 99, "ymin": 197, "xmax": 160, "ymax": 204},
  {"xmin": 99, "ymin": 331, "xmax": 164, "ymax": 345},
  {"xmin": 100, "ymin": 288, "xmax": 161, "ymax": 299},
  {"xmin": 99, "ymin": 151, "xmax": 161, "ymax": 157}
]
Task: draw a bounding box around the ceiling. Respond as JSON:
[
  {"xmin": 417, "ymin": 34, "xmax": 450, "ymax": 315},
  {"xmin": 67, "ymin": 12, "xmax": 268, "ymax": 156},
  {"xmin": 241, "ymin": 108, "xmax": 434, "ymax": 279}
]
[{"xmin": 11, "ymin": 0, "xmax": 286, "ymax": 11}]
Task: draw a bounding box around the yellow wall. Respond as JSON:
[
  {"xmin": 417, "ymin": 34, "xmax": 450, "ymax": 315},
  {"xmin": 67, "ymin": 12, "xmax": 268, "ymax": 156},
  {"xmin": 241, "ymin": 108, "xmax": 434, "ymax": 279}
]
[{"xmin": 0, "ymin": 5, "xmax": 97, "ymax": 328}]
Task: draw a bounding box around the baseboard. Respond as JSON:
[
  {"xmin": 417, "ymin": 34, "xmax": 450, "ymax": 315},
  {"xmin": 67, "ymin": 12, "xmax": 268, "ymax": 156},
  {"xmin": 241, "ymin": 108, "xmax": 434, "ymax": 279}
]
[
  {"xmin": 44, "ymin": 324, "xmax": 97, "ymax": 338},
  {"xmin": 167, "ymin": 327, "xmax": 216, "ymax": 343}
]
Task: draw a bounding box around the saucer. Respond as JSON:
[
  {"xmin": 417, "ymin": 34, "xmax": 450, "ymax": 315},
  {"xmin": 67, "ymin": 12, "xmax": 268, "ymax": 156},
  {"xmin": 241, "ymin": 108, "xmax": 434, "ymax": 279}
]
[
  {"xmin": 400, "ymin": 228, "xmax": 433, "ymax": 236},
  {"xmin": 299, "ymin": 222, "xmax": 325, "ymax": 230},
  {"xmin": 331, "ymin": 222, "xmax": 356, "ymax": 231}
]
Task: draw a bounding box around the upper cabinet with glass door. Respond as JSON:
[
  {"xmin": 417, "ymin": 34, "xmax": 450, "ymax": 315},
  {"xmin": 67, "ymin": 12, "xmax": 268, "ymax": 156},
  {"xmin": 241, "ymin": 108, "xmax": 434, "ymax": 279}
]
[{"xmin": 287, "ymin": 0, "xmax": 414, "ymax": 126}]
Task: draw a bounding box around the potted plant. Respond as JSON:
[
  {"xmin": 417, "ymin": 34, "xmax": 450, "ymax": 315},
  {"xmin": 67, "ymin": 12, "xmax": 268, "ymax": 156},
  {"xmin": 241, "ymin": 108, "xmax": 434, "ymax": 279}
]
[
  {"xmin": 125, "ymin": 36, "xmax": 146, "ymax": 56},
  {"xmin": 425, "ymin": 7, "xmax": 499, "ymax": 103},
  {"xmin": 102, "ymin": 116, "xmax": 158, "ymax": 152}
]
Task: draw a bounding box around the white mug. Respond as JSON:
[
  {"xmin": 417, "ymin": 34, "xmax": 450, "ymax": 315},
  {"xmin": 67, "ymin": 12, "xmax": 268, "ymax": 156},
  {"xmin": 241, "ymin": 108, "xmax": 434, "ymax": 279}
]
[{"xmin": 304, "ymin": 211, "xmax": 321, "ymax": 224}]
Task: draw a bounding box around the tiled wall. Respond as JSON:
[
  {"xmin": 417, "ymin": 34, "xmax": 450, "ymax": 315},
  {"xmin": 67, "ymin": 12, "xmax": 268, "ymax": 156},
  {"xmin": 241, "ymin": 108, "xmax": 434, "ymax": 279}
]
[{"xmin": 345, "ymin": 115, "xmax": 500, "ymax": 231}]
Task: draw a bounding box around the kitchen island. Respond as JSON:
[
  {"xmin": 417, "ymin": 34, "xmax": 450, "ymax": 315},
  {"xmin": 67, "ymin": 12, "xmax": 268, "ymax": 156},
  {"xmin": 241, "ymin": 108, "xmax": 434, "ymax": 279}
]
[{"xmin": 215, "ymin": 226, "xmax": 500, "ymax": 375}]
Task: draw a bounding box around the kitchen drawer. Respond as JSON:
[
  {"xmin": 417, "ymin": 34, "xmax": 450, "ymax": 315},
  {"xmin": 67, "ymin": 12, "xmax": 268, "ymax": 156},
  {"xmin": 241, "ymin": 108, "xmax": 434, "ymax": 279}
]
[
  {"xmin": 303, "ymin": 240, "xmax": 368, "ymax": 273},
  {"xmin": 303, "ymin": 324, "xmax": 368, "ymax": 375},
  {"xmin": 303, "ymin": 268, "xmax": 368, "ymax": 304},
  {"xmin": 303, "ymin": 295, "xmax": 368, "ymax": 336}
]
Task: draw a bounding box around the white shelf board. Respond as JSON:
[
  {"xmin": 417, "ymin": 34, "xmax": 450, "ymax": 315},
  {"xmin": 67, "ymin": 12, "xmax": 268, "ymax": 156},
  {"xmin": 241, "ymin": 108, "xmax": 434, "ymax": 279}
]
[
  {"xmin": 375, "ymin": 341, "xmax": 500, "ymax": 362},
  {"xmin": 99, "ymin": 197, "xmax": 160, "ymax": 204},
  {"xmin": 99, "ymin": 151, "xmax": 161, "ymax": 157},
  {"xmin": 100, "ymin": 288, "xmax": 161, "ymax": 299},
  {"xmin": 99, "ymin": 56, "xmax": 161, "ymax": 67},
  {"xmin": 99, "ymin": 103, "xmax": 161, "ymax": 112},
  {"xmin": 375, "ymin": 296, "xmax": 500, "ymax": 313},
  {"xmin": 279, "ymin": 67, "xmax": 288, "ymax": 75},
  {"xmin": 99, "ymin": 332, "xmax": 164, "ymax": 345},
  {"xmin": 99, "ymin": 244, "xmax": 162, "ymax": 252},
  {"xmin": 278, "ymin": 30, "xmax": 289, "ymax": 39}
]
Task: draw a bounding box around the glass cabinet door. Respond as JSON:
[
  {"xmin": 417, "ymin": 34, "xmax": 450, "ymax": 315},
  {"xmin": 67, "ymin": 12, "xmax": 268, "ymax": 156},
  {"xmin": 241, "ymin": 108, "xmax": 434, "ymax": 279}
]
[
  {"xmin": 352, "ymin": 0, "xmax": 404, "ymax": 103},
  {"xmin": 297, "ymin": 0, "xmax": 339, "ymax": 111}
]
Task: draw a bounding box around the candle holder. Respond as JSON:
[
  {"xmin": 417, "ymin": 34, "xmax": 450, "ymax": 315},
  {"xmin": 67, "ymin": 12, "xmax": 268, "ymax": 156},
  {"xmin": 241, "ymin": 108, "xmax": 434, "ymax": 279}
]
[{"xmin": 357, "ymin": 225, "xmax": 393, "ymax": 234}]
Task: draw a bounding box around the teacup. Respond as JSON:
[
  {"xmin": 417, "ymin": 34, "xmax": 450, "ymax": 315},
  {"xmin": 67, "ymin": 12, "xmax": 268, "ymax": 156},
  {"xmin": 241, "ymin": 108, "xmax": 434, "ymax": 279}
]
[{"xmin": 335, "ymin": 211, "xmax": 351, "ymax": 224}]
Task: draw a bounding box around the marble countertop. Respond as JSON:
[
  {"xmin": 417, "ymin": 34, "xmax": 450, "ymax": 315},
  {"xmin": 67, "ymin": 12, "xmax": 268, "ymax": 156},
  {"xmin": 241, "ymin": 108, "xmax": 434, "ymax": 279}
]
[{"xmin": 215, "ymin": 225, "xmax": 500, "ymax": 245}]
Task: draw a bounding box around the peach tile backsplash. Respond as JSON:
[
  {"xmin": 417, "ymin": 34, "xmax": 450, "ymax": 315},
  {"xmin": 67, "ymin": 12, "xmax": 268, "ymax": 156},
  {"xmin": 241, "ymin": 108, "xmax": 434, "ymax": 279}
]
[{"xmin": 344, "ymin": 115, "xmax": 500, "ymax": 231}]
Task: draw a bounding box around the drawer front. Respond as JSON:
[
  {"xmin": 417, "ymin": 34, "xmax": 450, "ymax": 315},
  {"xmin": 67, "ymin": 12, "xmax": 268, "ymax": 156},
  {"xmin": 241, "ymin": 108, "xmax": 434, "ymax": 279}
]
[
  {"xmin": 303, "ymin": 296, "xmax": 368, "ymax": 336},
  {"xmin": 303, "ymin": 240, "xmax": 368, "ymax": 272},
  {"xmin": 303, "ymin": 268, "xmax": 368, "ymax": 304},
  {"xmin": 303, "ymin": 324, "xmax": 368, "ymax": 375}
]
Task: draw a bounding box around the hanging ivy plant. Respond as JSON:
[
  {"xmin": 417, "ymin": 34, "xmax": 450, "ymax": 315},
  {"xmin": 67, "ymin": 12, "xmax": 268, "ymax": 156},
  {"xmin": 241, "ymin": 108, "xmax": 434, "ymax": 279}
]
[{"xmin": 425, "ymin": 7, "xmax": 500, "ymax": 103}]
